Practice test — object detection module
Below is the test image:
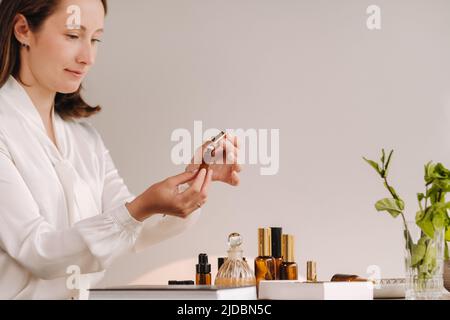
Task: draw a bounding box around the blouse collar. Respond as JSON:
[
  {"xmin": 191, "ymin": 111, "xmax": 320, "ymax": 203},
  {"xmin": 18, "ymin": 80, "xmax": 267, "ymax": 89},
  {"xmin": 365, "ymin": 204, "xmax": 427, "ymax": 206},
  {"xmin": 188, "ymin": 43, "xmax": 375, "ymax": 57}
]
[{"xmin": 2, "ymin": 75, "xmax": 66, "ymax": 159}]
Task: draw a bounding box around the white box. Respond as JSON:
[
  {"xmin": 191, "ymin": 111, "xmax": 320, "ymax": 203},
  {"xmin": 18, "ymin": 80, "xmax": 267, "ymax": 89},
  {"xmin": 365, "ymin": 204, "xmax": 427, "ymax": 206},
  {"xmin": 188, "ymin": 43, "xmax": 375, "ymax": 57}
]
[{"xmin": 258, "ymin": 280, "xmax": 374, "ymax": 300}]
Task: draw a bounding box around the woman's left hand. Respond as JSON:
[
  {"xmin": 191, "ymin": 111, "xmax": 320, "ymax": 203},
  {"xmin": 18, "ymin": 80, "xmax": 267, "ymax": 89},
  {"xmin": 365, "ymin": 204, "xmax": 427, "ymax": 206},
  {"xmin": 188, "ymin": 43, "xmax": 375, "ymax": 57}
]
[{"xmin": 185, "ymin": 133, "xmax": 242, "ymax": 186}]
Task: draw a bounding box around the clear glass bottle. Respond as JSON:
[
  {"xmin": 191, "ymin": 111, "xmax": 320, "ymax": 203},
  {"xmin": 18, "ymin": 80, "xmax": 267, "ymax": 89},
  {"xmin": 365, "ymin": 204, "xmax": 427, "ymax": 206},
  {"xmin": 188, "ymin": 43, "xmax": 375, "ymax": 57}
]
[{"xmin": 215, "ymin": 233, "xmax": 256, "ymax": 287}]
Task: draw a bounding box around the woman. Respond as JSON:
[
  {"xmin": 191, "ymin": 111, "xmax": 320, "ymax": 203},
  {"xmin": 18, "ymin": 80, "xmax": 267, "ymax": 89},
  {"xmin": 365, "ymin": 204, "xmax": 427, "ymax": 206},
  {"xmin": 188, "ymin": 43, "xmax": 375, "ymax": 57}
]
[{"xmin": 0, "ymin": 0, "xmax": 241, "ymax": 299}]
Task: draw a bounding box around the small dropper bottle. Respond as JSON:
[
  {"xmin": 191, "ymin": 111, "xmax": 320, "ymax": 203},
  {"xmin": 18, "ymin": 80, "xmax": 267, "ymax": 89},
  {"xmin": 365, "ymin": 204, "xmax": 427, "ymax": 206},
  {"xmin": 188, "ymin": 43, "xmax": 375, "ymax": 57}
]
[{"xmin": 196, "ymin": 253, "xmax": 211, "ymax": 285}]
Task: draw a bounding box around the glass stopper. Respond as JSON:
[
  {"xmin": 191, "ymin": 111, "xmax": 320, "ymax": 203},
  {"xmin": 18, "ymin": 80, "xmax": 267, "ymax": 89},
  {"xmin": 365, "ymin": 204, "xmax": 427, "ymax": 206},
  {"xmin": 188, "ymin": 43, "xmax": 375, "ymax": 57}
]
[{"xmin": 228, "ymin": 232, "xmax": 242, "ymax": 248}]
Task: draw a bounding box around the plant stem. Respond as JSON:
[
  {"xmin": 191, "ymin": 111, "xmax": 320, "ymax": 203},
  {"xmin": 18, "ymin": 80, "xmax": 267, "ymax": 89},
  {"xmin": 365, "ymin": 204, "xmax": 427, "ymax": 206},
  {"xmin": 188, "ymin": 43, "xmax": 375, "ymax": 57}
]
[
  {"xmin": 384, "ymin": 177, "xmax": 398, "ymax": 200},
  {"xmin": 384, "ymin": 177, "xmax": 413, "ymax": 251}
]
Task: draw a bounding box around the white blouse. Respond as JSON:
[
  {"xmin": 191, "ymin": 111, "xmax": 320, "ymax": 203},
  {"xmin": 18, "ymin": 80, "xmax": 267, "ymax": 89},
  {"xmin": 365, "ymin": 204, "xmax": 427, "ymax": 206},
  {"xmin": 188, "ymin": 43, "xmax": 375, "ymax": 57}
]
[{"xmin": 0, "ymin": 76, "xmax": 200, "ymax": 299}]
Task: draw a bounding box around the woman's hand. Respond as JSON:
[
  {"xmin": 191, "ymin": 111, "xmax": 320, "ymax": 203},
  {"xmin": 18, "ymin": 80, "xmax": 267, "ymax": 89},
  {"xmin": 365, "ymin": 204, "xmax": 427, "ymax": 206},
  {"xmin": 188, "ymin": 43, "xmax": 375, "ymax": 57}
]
[
  {"xmin": 185, "ymin": 133, "xmax": 242, "ymax": 186},
  {"xmin": 126, "ymin": 168, "xmax": 213, "ymax": 222}
]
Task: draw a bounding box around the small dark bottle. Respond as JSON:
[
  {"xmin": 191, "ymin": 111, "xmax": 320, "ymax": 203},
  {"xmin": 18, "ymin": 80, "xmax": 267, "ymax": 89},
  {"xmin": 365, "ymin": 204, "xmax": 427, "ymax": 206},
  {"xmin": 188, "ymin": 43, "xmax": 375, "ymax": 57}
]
[
  {"xmin": 280, "ymin": 235, "xmax": 298, "ymax": 280},
  {"xmin": 196, "ymin": 253, "xmax": 211, "ymax": 285},
  {"xmin": 271, "ymin": 227, "xmax": 283, "ymax": 280},
  {"xmin": 217, "ymin": 257, "xmax": 227, "ymax": 271},
  {"xmin": 254, "ymin": 228, "xmax": 275, "ymax": 286}
]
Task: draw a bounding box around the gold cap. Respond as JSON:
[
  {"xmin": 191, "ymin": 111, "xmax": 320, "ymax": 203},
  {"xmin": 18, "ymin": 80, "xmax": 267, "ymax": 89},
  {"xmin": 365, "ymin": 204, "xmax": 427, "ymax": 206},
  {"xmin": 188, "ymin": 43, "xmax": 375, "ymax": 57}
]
[
  {"xmin": 307, "ymin": 261, "xmax": 317, "ymax": 282},
  {"xmin": 282, "ymin": 234, "xmax": 295, "ymax": 263},
  {"xmin": 258, "ymin": 228, "xmax": 272, "ymax": 256}
]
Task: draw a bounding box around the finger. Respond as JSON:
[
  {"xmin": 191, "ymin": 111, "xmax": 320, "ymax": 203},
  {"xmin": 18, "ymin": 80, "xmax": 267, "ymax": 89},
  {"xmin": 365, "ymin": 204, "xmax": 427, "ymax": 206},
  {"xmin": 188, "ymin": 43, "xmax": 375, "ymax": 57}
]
[
  {"xmin": 197, "ymin": 199, "xmax": 207, "ymax": 208},
  {"xmin": 225, "ymin": 139, "xmax": 238, "ymax": 164},
  {"xmin": 185, "ymin": 164, "xmax": 200, "ymax": 173},
  {"xmin": 192, "ymin": 169, "xmax": 211, "ymax": 209},
  {"xmin": 230, "ymin": 170, "xmax": 240, "ymax": 186},
  {"xmin": 233, "ymin": 163, "xmax": 242, "ymax": 173},
  {"xmin": 214, "ymin": 140, "xmax": 238, "ymax": 164},
  {"xmin": 225, "ymin": 133, "xmax": 240, "ymax": 150},
  {"xmin": 191, "ymin": 141, "xmax": 213, "ymax": 165},
  {"xmin": 201, "ymin": 169, "xmax": 213, "ymax": 195},
  {"xmin": 188, "ymin": 168, "xmax": 207, "ymax": 193},
  {"xmin": 170, "ymin": 169, "xmax": 199, "ymax": 185},
  {"xmin": 233, "ymin": 136, "xmax": 241, "ymax": 150},
  {"xmin": 186, "ymin": 199, "xmax": 206, "ymax": 215}
]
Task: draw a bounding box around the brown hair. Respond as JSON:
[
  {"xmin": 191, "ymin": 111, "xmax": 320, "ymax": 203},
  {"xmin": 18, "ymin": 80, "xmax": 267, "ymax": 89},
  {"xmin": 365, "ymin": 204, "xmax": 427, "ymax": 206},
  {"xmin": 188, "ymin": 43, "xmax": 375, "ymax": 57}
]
[{"xmin": 0, "ymin": 0, "xmax": 107, "ymax": 120}]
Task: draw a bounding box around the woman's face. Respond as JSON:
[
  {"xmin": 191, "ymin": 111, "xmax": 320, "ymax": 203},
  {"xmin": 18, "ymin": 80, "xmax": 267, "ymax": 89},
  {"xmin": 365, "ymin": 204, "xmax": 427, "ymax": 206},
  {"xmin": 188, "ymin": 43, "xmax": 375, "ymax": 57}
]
[{"xmin": 24, "ymin": 0, "xmax": 105, "ymax": 94}]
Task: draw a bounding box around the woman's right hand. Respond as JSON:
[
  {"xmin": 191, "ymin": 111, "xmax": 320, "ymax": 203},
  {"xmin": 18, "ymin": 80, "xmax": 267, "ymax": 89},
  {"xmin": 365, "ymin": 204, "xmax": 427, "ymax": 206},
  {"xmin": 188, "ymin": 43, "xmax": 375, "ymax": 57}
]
[{"xmin": 125, "ymin": 168, "xmax": 213, "ymax": 222}]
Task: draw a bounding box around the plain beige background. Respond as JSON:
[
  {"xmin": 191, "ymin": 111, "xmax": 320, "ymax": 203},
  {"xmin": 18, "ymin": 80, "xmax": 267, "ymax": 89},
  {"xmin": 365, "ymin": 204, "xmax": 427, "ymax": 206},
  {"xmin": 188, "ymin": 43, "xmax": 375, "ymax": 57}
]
[{"xmin": 81, "ymin": 0, "xmax": 450, "ymax": 285}]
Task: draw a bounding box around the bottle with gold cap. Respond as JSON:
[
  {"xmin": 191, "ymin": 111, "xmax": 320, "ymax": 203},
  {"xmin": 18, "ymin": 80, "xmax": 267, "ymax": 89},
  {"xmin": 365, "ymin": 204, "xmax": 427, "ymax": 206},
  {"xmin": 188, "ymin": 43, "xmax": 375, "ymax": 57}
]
[
  {"xmin": 254, "ymin": 228, "xmax": 275, "ymax": 286},
  {"xmin": 307, "ymin": 261, "xmax": 317, "ymax": 282},
  {"xmin": 280, "ymin": 234, "xmax": 298, "ymax": 280}
]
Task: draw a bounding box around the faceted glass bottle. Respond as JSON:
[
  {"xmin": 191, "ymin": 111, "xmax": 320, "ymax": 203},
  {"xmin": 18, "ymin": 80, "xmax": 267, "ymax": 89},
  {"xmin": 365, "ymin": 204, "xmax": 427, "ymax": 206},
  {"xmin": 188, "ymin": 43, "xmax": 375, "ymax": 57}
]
[{"xmin": 215, "ymin": 233, "xmax": 256, "ymax": 287}]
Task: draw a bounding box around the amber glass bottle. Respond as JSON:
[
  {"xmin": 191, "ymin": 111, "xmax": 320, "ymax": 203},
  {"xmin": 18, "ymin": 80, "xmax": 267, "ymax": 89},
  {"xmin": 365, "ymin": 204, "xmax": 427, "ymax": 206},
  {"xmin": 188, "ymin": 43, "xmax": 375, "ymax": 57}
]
[
  {"xmin": 330, "ymin": 274, "xmax": 367, "ymax": 282},
  {"xmin": 254, "ymin": 228, "xmax": 275, "ymax": 286},
  {"xmin": 196, "ymin": 253, "xmax": 211, "ymax": 285},
  {"xmin": 271, "ymin": 227, "xmax": 283, "ymax": 280},
  {"xmin": 280, "ymin": 234, "xmax": 298, "ymax": 280}
]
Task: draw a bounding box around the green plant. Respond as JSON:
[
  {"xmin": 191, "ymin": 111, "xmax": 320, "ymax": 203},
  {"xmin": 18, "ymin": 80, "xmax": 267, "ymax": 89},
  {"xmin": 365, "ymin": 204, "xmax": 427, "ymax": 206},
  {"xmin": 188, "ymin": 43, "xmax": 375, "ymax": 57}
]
[{"xmin": 364, "ymin": 150, "xmax": 450, "ymax": 280}]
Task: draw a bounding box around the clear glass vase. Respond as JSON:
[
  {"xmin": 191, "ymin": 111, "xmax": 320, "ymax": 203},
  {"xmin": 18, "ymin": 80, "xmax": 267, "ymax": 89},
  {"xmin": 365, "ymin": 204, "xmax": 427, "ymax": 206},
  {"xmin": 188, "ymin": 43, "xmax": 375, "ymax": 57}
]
[{"xmin": 404, "ymin": 222, "xmax": 445, "ymax": 300}]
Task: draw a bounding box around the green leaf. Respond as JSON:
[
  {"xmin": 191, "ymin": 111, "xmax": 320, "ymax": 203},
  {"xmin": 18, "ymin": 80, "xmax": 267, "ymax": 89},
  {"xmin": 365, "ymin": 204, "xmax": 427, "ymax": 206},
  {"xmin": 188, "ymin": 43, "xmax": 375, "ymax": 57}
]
[
  {"xmin": 417, "ymin": 193, "xmax": 425, "ymax": 212},
  {"xmin": 423, "ymin": 240, "xmax": 437, "ymax": 271},
  {"xmin": 416, "ymin": 210, "xmax": 425, "ymax": 221},
  {"xmin": 415, "ymin": 239, "xmax": 437, "ymax": 279},
  {"xmin": 432, "ymin": 179, "xmax": 450, "ymax": 193},
  {"xmin": 432, "ymin": 210, "xmax": 446, "ymax": 230},
  {"xmin": 384, "ymin": 182, "xmax": 400, "ymax": 200},
  {"xmin": 425, "ymin": 162, "xmax": 450, "ymax": 184},
  {"xmin": 425, "ymin": 162, "xmax": 436, "ymax": 183},
  {"xmin": 426, "ymin": 185, "xmax": 440, "ymax": 204},
  {"xmin": 385, "ymin": 150, "xmax": 394, "ymax": 172},
  {"xmin": 384, "ymin": 150, "xmax": 394, "ymax": 177},
  {"xmin": 381, "ymin": 149, "xmax": 386, "ymax": 169},
  {"xmin": 363, "ymin": 157, "xmax": 381, "ymax": 176},
  {"xmin": 411, "ymin": 242, "xmax": 427, "ymax": 267},
  {"xmin": 416, "ymin": 209, "xmax": 435, "ymax": 239},
  {"xmin": 375, "ymin": 198, "xmax": 404, "ymax": 218},
  {"xmin": 446, "ymin": 228, "xmax": 450, "ymax": 242},
  {"xmin": 426, "ymin": 185, "xmax": 438, "ymax": 197},
  {"xmin": 433, "ymin": 201, "xmax": 450, "ymax": 211},
  {"xmin": 434, "ymin": 163, "xmax": 450, "ymax": 179}
]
